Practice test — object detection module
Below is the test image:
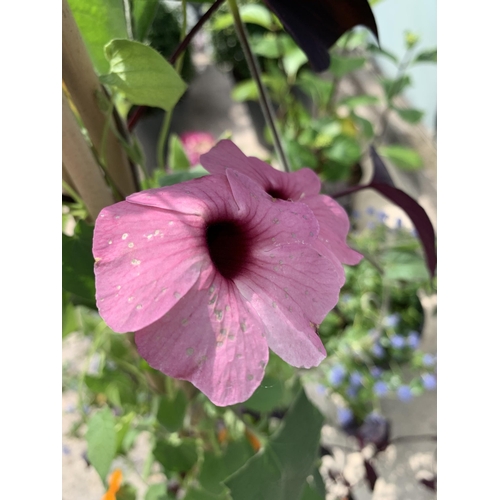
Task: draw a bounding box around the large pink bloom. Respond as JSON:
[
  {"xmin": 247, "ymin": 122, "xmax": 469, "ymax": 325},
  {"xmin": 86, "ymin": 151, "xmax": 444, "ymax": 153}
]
[
  {"xmin": 93, "ymin": 171, "xmax": 340, "ymax": 406},
  {"xmin": 200, "ymin": 140, "xmax": 363, "ymax": 269}
]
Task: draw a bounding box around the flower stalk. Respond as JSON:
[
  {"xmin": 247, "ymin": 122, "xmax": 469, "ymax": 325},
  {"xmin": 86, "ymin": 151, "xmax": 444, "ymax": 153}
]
[{"xmin": 227, "ymin": 0, "xmax": 291, "ymax": 173}]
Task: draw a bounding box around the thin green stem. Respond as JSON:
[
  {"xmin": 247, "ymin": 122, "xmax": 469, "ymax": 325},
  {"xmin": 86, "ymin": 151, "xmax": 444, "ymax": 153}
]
[
  {"xmin": 156, "ymin": 0, "xmax": 187, "ymax": 171},
  {"xmin": 227, "ymin": 0, "xmax": 290, "ymax": 172}
]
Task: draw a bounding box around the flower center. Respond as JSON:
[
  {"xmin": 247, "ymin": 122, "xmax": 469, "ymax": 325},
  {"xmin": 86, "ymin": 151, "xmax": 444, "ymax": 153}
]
[
  {"xmin": 266, "ymin": 187, "xmax": 291, "ymax": 200},
  {"xmin": 206, "ymin": 220, "xmax": 251, "ymax": 280}
]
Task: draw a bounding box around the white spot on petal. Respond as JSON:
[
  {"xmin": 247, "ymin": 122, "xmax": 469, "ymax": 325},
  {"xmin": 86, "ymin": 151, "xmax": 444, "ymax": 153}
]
[
  {"xmin": 174, "ymin": 291, "xmax": 181, "ymax": 299},
  {"xmin": 122, "ymin": 233, "xmax": 128, "ymax": 240},
  {"xmin": 128, "ymin": 242, "xmax": 134, "ymax": 248},
  {"xmin": 108, "ymin": 240, "xmax": 112, "ymax": 245},
  {"xmin": 186, "ymin": 348, "xmax": 194, "ymax": 356},
  {"xmin": 128, "ymin": 296, "xmax": 134, "ymax": 303},
  {"xmin": 136, "ymin": 304, "xmax": 142, "ymax": 310},
  {"xmin": 247, "ymin": 374, "xmax": 254, "ymax": 381},
  {"xmin": 131, "ymin": 259, "xmax": 141, "ymax": 266}
]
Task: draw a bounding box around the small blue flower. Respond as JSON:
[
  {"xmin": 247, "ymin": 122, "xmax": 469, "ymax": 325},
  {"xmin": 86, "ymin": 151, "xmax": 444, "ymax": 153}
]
[
  {"xmin": 65, "ymin": 404, "xmax": 76, "ymax": 414},
  {"xmin": 422, "ymin": 373, "xmax": 437, "ymax": 390},
  {"xmin": 329, "ymin": 364, "xmax": 346, "ymax": 387},
  {"xmin": 346, "ymin": 385, "xmax": 358, "ymax": 398},
  {"xmin": 352, "ymin": 210, "xmax": 360, "ymax": 220},
  {"xmin": 337, "ymin": 407, "xmax": 354, "ymax": 426},
  {"xmin": 341, "ymin": 293, "xmax": 352, "ymax": 303},
  {"xmin": 366, "ymin": 206, "xmax": 375, "ymax": 216},
  {"xmin": 422, "ymin": 354, "xmax": 436, "ymax": 367},
  {"xmin": 370, "ymin": 367, "xmax": 383, "ymax": 378},
  {"xmin": 374, "ymin": 381, "xmax": 388, "ymax": 396},
  {"xmin": 377, "ymin": 211, "xmax": 388, "ymax": 222},
  {"xmin": 350, "ymin": 372, "xmax": 363, "ymax": 387},
  {"xmin": 407, "ymin": 331, "xmax": 420, "ymax": 349},
  {"xmin": 383, "ymin": 314, "xmax": 400, "ymax": 328},
  {"xmin": 395, "ymin": 218, "xmax": 403, "ymax": 229},
  {"xmin": 62, "ymin": 444, "xmax": 71, "ymax": 456},
  {"xmin": 316, "ymin": 384, "xmax": 327, "ymax": 395},
  {"xmin": 367, "ymin": 221, "xmax": 376, "ymax": 229},
  {"xmin": 372, "ymin": 343, "xmax": 385, "ymax": 359},
  {"xmin": 390, "ymin": 334, "xmax": 406, "ymax": 349},
  {"xmin": 397, "ymin": 385, "xmax": 413, "ymax": 402}
]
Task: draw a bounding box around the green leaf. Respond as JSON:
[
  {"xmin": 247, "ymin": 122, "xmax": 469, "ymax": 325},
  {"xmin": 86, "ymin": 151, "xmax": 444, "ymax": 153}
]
[
  {"xmin": 183, "ymin": 488, "xmax": 228, "ymax": 500},
  {"xmin": 199, "ymin": 440, "xmax": 255, "ymax": 495},
  {"xmin": 145, "ymin": 483, "xmax": 169, "ymax": 500},
  {"xmin": 413, "ymin": 48, "xmax": 437, "ymax": 64},
  {"xmin": 62, "ymin": 291, "xmax": 80, "ymax": 338},
  {"xmin": 86, "ymin": 407, "xmax": 117, "ymax": 484},
  {"xmin": 244, "ymin": 376, "xmax": 285, "ymax": 413},
  {"xmin": 225, "ymin": 389, "xmax": 324, "ymax": 500},
  {"xmin": 157, "ymin": 166, "xmax": 208, "ymax": 187},
  {"xmin": 382, "ymin": 250, "xmax": 428, "ymax": 282},
  {"xmin": 62, "ymin": 221, "xmax": 96, "ymax": 302},
  {"xmin": 324, "ymin": 135, "xmax": 362, "ymax": 167},
  {"xmin": 168, "ymin": 134, "xmax": 191, "ymax": 171},
  {"xmin": 68, "ymin": 0, "xmax": 128, "ymax": 75},
  {"xmin": 116, "ymin": 483, "xmax": 137, "ymax": 500},
  {"xmin": 157, "ymin": 391, "xmax": 188, "ymax": 432},
  {"xmin": 329, "ymin": 54, "xmax": 366, "ymax": 78},
  {"xmin": 132, "ymin": 0, "xmax": 159, "ymax": 42},
  {"xmin": 212, "ymin": 4, "xmax": 273, "ymax": 30},
  {"xmin": 154, "ymin": 438, "xmax": 198, "ymax": 473},
  {"xmin": 393, "ymin": 107, "xmax": 425, "ymax": 124},
  {"xmin": 251, "ymin": 36, "xmax": 281, "ymax": 58},
  {"xmin": 378, "ymin": 145, "xmax": 423, "ymax": 170},
  {"xmin": 283, "ymin": 46, "xmax": 308, "ymax": 78},
  {"xmin": 296, "ymin": 71, "xmax": 332, "ymax": 109},
  {"xmin": 101, "ymin": 40, "xmax": 186, "ymax": 111},
  {"xmin": 367, "ymin": 43, "xmax": 398, "ymax": 64},
  {"xmin": 339, "ymin": 95, "xmax": 379, "ymax": 108},
  {"xmin": 115, "ymin": 412, "xmax": 135, "ymax": 454},
  {"xmin": 382, "ymin": 75, "xmax": 411, "ymax": 101},
  {"xmin": 231, "ymin": 80, "xmax": 259, "ymax": 102},
  {"xmin": 352, "ymin": 113, "xmax": 374, "ymax": 139}
]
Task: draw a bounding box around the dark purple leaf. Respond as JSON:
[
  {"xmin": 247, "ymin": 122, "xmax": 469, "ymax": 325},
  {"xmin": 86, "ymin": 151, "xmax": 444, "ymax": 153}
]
[
  {"xmin": 419, "ymin": 476, "xmax": 437, "ymax": 492},
  {"xmin": 263, "ymin": 0, "xmax": 378, "ymax": 72},
  {"xmin": 370, "ymin": 146, "xmax": 395, "ymax": 187},
  {"xmin": 363, "ymin": 459, "xmax": 378, "ymax": 491},
  {"xmin": 369, "ymin": 146, "xmax": 437, "ymax": 278}
]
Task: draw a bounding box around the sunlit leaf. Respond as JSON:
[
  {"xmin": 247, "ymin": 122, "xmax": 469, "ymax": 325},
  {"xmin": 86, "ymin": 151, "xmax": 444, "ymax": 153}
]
[
  {"xmin": 68, "ymin": 0, "xmax": 128, "ymax": 75},
  {"xmin": 101, "ymin": 39, "xmax": 186, "ymax": 111},
  {"xmin": 378, "ymin": 145, "xmax": 423, "ymax": 170}
]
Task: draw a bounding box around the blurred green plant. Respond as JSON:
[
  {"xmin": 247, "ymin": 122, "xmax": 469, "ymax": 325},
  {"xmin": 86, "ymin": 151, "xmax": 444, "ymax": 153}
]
[{"xmin": 210, "ymin": 5, "xmax": 436, "ymax": 181}]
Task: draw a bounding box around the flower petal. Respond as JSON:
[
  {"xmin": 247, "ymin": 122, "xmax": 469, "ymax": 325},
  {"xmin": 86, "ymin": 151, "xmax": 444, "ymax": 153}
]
[
  {"xmin": 135, "ymin": 274, "xmax": 269, "ymax": 406},
  {"xmin": 225, "ymin": 168, "xmax": 320, "ymax": 248},
  {"xmin": 126, "ymin": 174, "xmax": 239, "ymax": 219},
  {"xmin": 303, "ymin": 194, "xmax": 363, "ymax": 265},
  {"xmin": 93, "ymin": 202, "xmax": 207, "ymax": 332},
  {"xmin": 200, "ymin": 140, "xmax": 321, "ymax": 199},
  {"xmin": 236, "ymin": 244, "xmax": 340, "ymax": 368}
]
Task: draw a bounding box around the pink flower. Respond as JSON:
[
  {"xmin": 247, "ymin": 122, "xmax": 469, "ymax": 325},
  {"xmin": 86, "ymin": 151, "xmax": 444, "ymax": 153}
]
[
  {"xmin": 180, "ymin": 132, "xmax": 216, "ymax": 166},
  {"xmin": 93, "ymin": 171, "xmax": 340, "ymax": 406},
  {"xmin": 200, "ymin": 140, "xmax": 363, "ymax": 268}
]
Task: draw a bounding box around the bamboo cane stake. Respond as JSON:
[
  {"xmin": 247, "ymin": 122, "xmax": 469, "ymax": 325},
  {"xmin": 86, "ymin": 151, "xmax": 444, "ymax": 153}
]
[
  {"xmin": 62, "ymin": 91, "xmax": 115, "ymax": 221},
  {"xmin": 62, "ymin": 0, "xmax": 137, "ymax": 197}
]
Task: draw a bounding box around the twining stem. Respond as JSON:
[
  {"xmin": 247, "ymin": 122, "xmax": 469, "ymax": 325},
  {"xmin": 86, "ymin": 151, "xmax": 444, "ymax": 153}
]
[
  {"xmin": 156, "ymin": 0, "xmax": 187, "ymax": 170},
  {"xmin": 127, "ymin": 0, "xmax": 226, "ymax": 131},
  {"xmin": 227, "ymin": 0, "xmax": 291, "ymax": 172}
]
